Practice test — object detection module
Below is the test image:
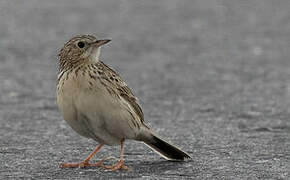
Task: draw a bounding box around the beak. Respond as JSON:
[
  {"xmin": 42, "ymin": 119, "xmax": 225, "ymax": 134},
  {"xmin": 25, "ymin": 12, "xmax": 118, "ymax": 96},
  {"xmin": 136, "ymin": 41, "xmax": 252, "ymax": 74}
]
[{"xmin": 90, "ymin": 39, "xmax": 111, "ymax": 47}]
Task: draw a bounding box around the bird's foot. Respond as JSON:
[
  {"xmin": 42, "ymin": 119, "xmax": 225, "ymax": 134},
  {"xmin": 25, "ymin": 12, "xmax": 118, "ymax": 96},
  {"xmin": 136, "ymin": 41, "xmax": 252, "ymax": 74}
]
[
  {"xmin": 104, "ymin": 160, "xmax": 129, "ymax": 171},
  {"xmin": 59, "ymin": 161, "xmax": 102, "ymax": 168},
  {"xmin": 60, "ymin": 156, "xmax": 115, "ymax": 168}
]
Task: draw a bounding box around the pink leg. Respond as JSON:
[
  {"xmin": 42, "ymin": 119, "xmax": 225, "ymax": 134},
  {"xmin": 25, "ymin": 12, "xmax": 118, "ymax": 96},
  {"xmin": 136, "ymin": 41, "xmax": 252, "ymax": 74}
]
[
  {"xmin": 104, "ymin": 139, "xmax": 129, "ymax": 171},
  {"xmin": 60, "ymin": 143, "xmax": 106, "ymax": 168}
]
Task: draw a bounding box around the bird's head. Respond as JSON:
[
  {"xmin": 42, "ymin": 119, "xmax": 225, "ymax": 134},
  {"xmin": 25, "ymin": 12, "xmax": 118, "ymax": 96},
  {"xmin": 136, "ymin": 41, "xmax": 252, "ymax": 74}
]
[{"xmin": 58, "ymin": 35, "xmax": 111, "ymax": 71}]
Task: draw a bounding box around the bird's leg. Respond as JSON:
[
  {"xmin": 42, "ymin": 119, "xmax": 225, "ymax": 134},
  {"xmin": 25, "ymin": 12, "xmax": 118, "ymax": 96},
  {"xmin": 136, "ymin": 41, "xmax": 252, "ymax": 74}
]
[
  {"xmin": 60, "ymin": 143, "xmax": 107, "ymax": 168},
  {"xmin": 104, "ymin": 139, "xmax": 129, "ymax": 171}
]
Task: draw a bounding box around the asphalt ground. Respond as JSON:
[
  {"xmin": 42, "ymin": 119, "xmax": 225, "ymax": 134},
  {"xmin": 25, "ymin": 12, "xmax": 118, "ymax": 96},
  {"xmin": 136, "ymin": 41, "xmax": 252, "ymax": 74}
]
[{"xmin": 0, "ymin": 0, "xmax": 290, "ymax": 179}]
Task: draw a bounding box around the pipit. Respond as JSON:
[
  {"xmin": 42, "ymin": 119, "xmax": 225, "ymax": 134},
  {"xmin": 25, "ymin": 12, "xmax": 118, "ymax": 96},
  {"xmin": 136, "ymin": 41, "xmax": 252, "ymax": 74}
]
[{"xmin": 57, "ymin": 35, "xmax": 190, "ymax": 171}]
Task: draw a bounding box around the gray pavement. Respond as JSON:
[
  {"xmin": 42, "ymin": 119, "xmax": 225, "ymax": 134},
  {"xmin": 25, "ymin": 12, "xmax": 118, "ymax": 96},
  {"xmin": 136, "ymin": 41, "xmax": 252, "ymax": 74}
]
[{"xmin": 1, "ymin": 0, "xmax": 290, "ymax": 179}]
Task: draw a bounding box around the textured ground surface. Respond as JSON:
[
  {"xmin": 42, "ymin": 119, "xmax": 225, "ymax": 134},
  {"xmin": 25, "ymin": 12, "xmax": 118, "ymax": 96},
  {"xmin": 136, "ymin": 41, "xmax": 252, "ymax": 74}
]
[{"xmin": 1, "ymin": 0, "xmax": 290, "ymax": 179}]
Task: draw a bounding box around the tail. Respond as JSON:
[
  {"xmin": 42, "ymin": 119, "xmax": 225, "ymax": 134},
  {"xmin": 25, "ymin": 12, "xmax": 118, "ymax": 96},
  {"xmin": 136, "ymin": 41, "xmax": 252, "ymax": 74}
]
[{"xmin": 144, "ymin": 134, "xmax": 191, "ymax": 161}]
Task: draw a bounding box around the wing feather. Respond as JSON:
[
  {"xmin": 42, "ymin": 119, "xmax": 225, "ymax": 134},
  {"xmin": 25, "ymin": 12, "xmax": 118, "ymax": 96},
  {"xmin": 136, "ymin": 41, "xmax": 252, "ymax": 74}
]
[{"xmin": 99, "ymin": 61, "xmax": 145, "ymax": 123}]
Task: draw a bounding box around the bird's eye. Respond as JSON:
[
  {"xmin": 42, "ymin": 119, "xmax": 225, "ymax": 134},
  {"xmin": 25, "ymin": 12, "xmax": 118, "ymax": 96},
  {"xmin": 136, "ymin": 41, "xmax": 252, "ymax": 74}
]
[{"xmin": 77, "ymin": 41, "xmax": 85, "ymax": 48}]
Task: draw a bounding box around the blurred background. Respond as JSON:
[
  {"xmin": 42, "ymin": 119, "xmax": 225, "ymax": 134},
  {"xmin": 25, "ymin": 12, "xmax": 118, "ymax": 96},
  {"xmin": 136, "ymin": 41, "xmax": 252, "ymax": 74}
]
[{"xmin": 0, "ymin": 0, "xmax": 290, "ymax": 179}]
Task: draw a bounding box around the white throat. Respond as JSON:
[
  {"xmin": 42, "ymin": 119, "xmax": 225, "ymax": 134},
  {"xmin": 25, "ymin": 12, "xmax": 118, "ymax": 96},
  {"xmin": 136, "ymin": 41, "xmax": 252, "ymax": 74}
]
[{"xmin": 82, "ymin": 47, "xmax": 101, "ymax": 62}]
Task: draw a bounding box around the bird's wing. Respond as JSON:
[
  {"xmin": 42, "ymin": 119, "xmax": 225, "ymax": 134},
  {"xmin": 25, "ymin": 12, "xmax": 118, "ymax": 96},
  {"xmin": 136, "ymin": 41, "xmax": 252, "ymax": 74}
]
[{"xmin": 99, "ymin": 61, "xmax": 145, "ymax": 123}]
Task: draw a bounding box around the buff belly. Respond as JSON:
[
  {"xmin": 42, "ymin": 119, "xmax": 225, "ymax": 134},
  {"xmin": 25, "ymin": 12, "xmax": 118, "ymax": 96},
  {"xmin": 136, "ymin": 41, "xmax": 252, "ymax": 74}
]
[{"xmin": 57, "ymin": 72, "xmax": 139, "ymax": 146}]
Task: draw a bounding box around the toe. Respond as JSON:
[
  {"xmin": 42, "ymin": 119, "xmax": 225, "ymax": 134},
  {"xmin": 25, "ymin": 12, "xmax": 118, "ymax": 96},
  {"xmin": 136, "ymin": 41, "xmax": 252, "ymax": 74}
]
[
  {"xmin": 104, "ymin": 161, "xmax": 130, "ymax": 171},
  {"xmin": 59, "ymin": 162, "xmax": 80, "ymax": 168}
]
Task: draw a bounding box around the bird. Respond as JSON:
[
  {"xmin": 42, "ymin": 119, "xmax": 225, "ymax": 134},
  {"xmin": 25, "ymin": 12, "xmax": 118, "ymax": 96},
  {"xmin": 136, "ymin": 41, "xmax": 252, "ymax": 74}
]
[{"xmin": 56, "ymin": 34, "xmax": 191, "ymax": 171}]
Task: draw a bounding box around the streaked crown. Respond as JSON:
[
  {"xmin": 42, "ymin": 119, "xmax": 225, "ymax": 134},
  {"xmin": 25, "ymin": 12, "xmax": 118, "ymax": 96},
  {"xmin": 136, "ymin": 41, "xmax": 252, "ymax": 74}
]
[{"xmin": 58, "ymin": 35, "xmax": 98, "ymax": 71}]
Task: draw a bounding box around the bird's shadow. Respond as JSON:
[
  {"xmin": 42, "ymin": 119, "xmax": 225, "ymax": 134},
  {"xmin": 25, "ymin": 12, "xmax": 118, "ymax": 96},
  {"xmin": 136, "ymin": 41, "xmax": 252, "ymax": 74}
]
[
  {"xmin": 127, "ymin": 159, "xmax": 193, "ymax": 174},
  {"xmin": 50, "ymin": 159, "xmax": 194, "ymax": 179}
]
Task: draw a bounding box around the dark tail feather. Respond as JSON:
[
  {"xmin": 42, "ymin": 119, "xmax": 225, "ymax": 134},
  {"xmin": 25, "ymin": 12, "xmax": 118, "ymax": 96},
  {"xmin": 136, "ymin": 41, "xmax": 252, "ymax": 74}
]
[{"xmin": 144, "ymin": 135, "xmax": 191, "ymax": 161}]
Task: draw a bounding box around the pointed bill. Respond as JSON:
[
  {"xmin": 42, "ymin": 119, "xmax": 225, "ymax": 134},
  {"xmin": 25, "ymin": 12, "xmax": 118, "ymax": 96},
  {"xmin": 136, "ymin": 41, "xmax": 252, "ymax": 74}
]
[{"xmin": 90, "ymin": 39, "xmax": 111, "ymax": 47}]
